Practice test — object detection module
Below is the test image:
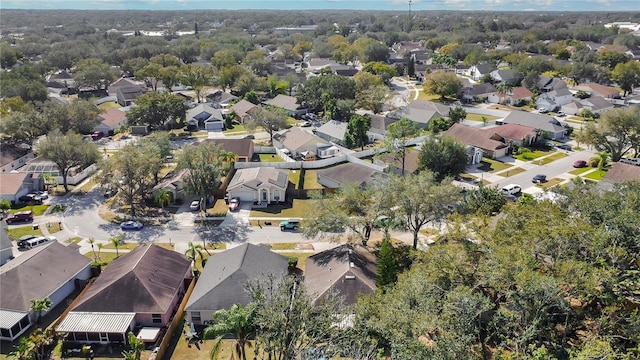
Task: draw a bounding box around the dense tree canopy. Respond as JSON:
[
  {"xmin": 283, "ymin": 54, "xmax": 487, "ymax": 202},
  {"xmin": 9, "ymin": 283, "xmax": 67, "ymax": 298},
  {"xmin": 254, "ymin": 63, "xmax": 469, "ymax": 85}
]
[
  {"xmin": 296, "ymin": 74, "xmax": 356, "ymax": 112},
  {"xmin": 126, "ymin": 91, "xmax": 187, "ymax": 129},
  {"xmin": 578, "ymin": 107, "xmax": 640, "ymax": 161},
  {"xmin": 418, "ymin": 135, "xmax": 469, "ymax": 181}
]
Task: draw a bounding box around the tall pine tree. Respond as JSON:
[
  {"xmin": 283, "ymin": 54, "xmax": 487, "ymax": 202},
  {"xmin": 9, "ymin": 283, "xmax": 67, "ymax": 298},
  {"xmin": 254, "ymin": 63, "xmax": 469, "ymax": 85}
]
[{"xmin": 376, "ymin": 229, "xmax": 398, "ymax": 289}]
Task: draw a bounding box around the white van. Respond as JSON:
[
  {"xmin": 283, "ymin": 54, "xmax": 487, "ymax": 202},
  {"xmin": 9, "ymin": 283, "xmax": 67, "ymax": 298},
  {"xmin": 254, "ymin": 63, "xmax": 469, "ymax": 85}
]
[
  {"xmin": 22, "ymin": 236, "xmax": 56, "ymax": 250},
  {"xmin": 501, "ymin": 184, "xmax": 522, "ymax": 196}
]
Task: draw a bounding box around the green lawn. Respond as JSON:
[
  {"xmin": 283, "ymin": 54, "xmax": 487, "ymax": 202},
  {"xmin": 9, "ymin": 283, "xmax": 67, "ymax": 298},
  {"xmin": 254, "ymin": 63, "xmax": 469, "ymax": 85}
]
[
  {"xmin": 569, "ymin": 167, "xmax": 594, "ymax": 175},
  {"xmin": 497, "ymin": 167, "xmax": 526, "ymax": 177},
  {"xmin": 536, "ymin": 178, "xmax": 563, "ymax": 189},
  {"xmin": 6, "ymin": 226, "xmax": 44, "ymax": 241},
  {"xmin": 416, "ymin": 91, "xmax": 441, "ymax": 101},
  {"xmin": 266, "ymin": 243, "xmax": 298, "ymax": 250},
  {"xmin": 538, "ymin": 152, "xmax": 568, "ymax": 165},
  {"xmin": 250, "ymin": 199, "xmax": 317, "ymax": 218},
  {"xmin": 302, "ymin": 170, "xmax": 323, "ymax": 189},
  {"xmin": 279, "ymin": 251, "xmax": 312, "ymax": 272},
  {"xmin": 223, "ymin": 123, "xmax": 248, "ymax": 134},
  {"xmin": 465, "ymin": 113, "xmax": 499, "ymax": 122},
  {"xmin": 10, "ymin": 204, "xmax": 49, "ymax": 216},
  {"xmin": 289, "ymin": 170, "xmax": 302, "ymax": 189},
  {"xmin": 584, "ymin": 168, "xmax": 608, "ymax": 181},
  {"xmin": 513, "ymin": 150, "xmax": 552, "ymax": 161},
  {"xmin": 97, "ymin": 101, "xmax": 121, "ymax": 111},
  {"xmin": 478, "ymin": 158, "xmax": 513, "ymax": 173},
  {"xmin": 258, "ymin": 153, "xmax": 284, "ymax": 162}
]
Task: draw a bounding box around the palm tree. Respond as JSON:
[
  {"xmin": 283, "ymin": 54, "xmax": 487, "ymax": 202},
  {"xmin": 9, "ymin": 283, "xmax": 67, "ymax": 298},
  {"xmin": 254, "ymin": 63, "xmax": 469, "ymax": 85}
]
[
  {"xmin": 29, "ymin": 298, "xmax": 52, "ymax": 324},
  {"xmin": 203, "ymin": 303, "xmax": 257, "ymax": 360},
  {"xmin": 29, "ymin": 328, "xmax": 55, "ymax": 360},
  {"xmin": 97, "ymin": 243, "xmax": 104, "ymax": 260},
  {"xmin": 110, "ymin": 235, "xmax": 123, "ymax": 257},
  {"xmin": 9, "ymin": 336, "xmax": 34, "ymax": 360},
  {"xmin": 590, "ymin": 150, "xmax": 610, "ymax": 175},
  {"xmin": 88, "ymin": 238, "xmax": 96, "ymax": 260},
  {"xmin": 121, "ymin": 331, "xmax": 144, "ymax": 360},
  {"xmin": 496, "ymin": 82, "xmax": 513, "ymax": 104},
  {"xmin": 185, "ymin": 241, "xmax": 205, "ymax": 269},
  {"xmin": 154, "ymin": 189, "xmax": 171, "ymax": 212}
]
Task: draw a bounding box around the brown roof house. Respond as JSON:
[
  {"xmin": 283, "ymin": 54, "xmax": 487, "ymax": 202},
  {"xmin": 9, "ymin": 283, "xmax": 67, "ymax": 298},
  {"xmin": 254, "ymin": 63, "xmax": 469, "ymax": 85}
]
[
  {"xmin": 151, "ymin": 168, "xmax": 188, "ymax": 204},
  {"xmin": 305, "ymin": 244, "xmax": 378, "ymax": 306},
  {"xmin": 488, "ymin": 123, "xmax": 538, "ymax": 147},
  {"xmin": 489, "ymin": 86, "xmax": 534, "ymax": 106},
  {"xmin": 374, "ymin": 150, "xmax": 421, "ymax": 176},
  {"xmin": 0, "ymin": 173, "xmax": 41, "ymax": 205},
  {"xmin": 317, "ymin": 162, "xmax": 384, "ymax": 189},
  {"xmin": 202, "ymin": 139, "xmax": 255, "ymax": 162},
  {"xmin": 1, "ymin": 242, "xmax": 92, "ymax": 341},
  {"xmin": 599, "ymin": 162, "xmax": 640, "ymax": 191},
  {"xmin": 226, "ymin": 167, "xmax": 288, "ymax": 205},
  {"xmin": 263, "ymin": 94, "xmax": 307, "ymax": 117},
  {"xmin": 56, "ymin": 245, "xmax": 191, "ymax": 344},
  {"xmin": 228, "ymin": 99, "xmax": 259, "ymax": 124},
  {"xmin": 500, "ymin": 111, "xmax": 567, "ymax": 140},
  {"xmin": 94, "ymin": 108, "xmax": 127, "ymax": 135},
  {"xmin": 444, "ymin": 123, "xmax": 509, "ymax": 161},
  {"xmin": 185, "ymin": 243, "xmax": 288, "ymax": 325},
  {"xmin": 574, "ymin": 83, "xmax": 621, "ymax": 99}
]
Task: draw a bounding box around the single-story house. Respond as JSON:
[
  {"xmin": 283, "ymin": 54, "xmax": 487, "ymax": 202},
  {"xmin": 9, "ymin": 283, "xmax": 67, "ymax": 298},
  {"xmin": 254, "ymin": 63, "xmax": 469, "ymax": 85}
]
[
  {"xmin": 374, "ymin": 150, "xmax": 421, "ymax": 176},
  {"xmin": 536, "ymin": 87, "xmax": 573, "ymax": 111},
  {"xmin": 185, "ymin": 243, "xmax": 288, "ymax": 325},
  {"xmin": 202, "ymin": 139, "xmax": 255, "ymax": 162},
  {"xmin": 574, "ymin": 83, "xmax": 620, "ymax": 99},
  {"xmin": 317, "ymin": 162, "xmax": 383, "ymax": 189},
  {"xmin": 94, "ymin": 108, "xmax": 127, "ymax": 135},
  {"xmin": 263, "ymin": 94, "xmax": 307, "ymax": 118},
  {"xmin": 444, "ymin": 124, "xmax": 509, "ymax": 159},
  {"xmin": 328, "ymin": 64, "xmax": 359, "ymax": 77},
  {"xmin": 367, "ymin": 113, "xmax": 397, "ymax": 138},
  {"xmin": 579, "ymin": 96, "xmax": 615, "ymax": 114},
  {"xmin": 108, "ymin": 78, "xmax": 146, "ymax": 96},
  {"xmin": 387, "ymin": 107, "xmax": 442, "ymax": 129},
  {"xmin": 226, "ymin": 167, "xmax": 288, "ymax": 205},
  {"xmin": 490, "ymin": 69, "xmax": 516, "ymax": 84},
  {"xmin": 462, "ymin": 83, "xmax": 498, "ymax": 103},
  {"xmin": 500, "ymin": 111, "xmax": 567, "ymax": 140},
  {"xmin": 407, "ymin": 100, "xmax": 451, "ymax": 117},
  {"xmin": 306, "ymin": 58, "xmax": 339, "ymax": 73},
  {"xmin": 206, "ymin": 91, "xmax": 238, "ymax": 108},
  {"xmin": 187, "ymin": 104, "xmax": 224, "ymax": 131},
  {"xmin": 0, "ymin": 222, "xmax": 14, "ymax": 266},
  {"xmin": 151, "ymin": 169, "xmax": 188, "ymax": 204},
  {"xmin": 273, "ymin": 127, "xmax": 331, "ymax": 160},
  {"xmin": 1, "ymin": 242, "xmax": 92, "ymax": 341},
  {"xmin": 228, "ymin": 100, "xmax": 259, "ymax": 124},
  {"xmin": 0, "ymin": 173, "xmax": 40, "ymax": 204},
  {"xmin": 116, "ymin": 86, "xmax": 147, "ymax": 107},
  {"xmin": 46, "ymin": 70, "xmax": 76, "ymax": 89},
  {"xmin": 314, "ymin": 120, "xmax": 348, "ymax": 145},
  {"xmin": 604, "ymin": 162, "xmax": 640, "ymax": 183},
  {"xmin": 467, "ymin": 64, "xmax": 496, "ymax": 81},
  {"xmin": 1, "ymin": 146, "xmax": 34, "ymax": 173},
  {"xmin": 305, "ymin": 244, "xmax": 377, "ymax": 306},
  {"xmin": 56, "ymin": 245, "xmax": 191, "ymax": 344},
  {"xmin": 489, "ymin": 87, "xmax": 533, "ymax": 106},
  {"xmin": 488, "ymin": 123, "xmax": 538, "ymax": 147},
  {"xmin": 538, "ymin": 76, "xmax": 567, "ymax": 93}
]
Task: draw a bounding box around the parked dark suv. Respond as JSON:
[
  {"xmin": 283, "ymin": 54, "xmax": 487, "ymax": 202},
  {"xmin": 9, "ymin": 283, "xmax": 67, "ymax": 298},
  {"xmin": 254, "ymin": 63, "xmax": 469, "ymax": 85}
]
[{"xmin": 5, "ymin": 210, "xmax": 34, "ymax": 224}]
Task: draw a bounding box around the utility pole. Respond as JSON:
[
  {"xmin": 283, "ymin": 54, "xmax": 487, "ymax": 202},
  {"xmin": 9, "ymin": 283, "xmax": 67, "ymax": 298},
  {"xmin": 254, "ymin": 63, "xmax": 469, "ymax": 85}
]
[{"xmin": 407, "ymin": 0, "xmax": 413, "ymax": 33}]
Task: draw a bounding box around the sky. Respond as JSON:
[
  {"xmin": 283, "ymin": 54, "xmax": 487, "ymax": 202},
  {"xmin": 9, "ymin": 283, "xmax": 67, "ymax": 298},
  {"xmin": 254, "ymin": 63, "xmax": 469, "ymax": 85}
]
[{"xmin": 0, "ymin": 0, "xmax": 638, "ymax": 12}]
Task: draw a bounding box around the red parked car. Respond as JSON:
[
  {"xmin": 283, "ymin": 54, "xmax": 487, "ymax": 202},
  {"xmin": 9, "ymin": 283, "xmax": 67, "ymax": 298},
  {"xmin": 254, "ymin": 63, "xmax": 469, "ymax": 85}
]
[{"xmin": 573, "ymin": 160, "xmax": 587, "ymax": 168}]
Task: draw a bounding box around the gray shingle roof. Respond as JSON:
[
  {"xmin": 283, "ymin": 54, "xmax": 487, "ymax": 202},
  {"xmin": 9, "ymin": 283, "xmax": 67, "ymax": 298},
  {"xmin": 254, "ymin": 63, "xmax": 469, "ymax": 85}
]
[
  {"xmin": 502, "ymin": 111, "xmax": 566, "ymax": 134},
  {"xmin": 316, "ymin": 120, "xmax": 348, "ymax": 141},
  {"xmin": 0, "ymin": 242, "xmax": 91, "ymax": 312},
  {"xmin": 185, "ymin": 244, "xmax": 288, "ymax": 312},
  {"xmin": 227, "ymin": 167, "xmax": 289, "ymax": 192}
]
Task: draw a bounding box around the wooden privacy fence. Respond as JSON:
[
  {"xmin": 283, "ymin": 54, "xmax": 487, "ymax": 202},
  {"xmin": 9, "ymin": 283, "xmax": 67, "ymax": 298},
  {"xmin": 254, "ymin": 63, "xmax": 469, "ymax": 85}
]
[{"xmin": 155, "ymin": 277, "xmax": 197, "ymax": 360}]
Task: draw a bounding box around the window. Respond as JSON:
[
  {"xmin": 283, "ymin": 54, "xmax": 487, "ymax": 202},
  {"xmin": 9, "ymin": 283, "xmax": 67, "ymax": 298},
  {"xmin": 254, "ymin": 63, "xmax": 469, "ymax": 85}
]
[
  {"xmin": 192, "ymin": 312, "xmax": 201, "ymax": 324},
  {"xmin": 152, "ymin": 314, "xmax": 162, "ymax": 324}
]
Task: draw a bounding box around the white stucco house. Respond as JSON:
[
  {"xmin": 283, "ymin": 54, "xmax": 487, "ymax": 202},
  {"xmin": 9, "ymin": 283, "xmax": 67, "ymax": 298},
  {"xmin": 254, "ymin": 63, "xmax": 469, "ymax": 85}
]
[{"xmin": 226, "ymin": 167, "xmax": 289, "ymax": 205}]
